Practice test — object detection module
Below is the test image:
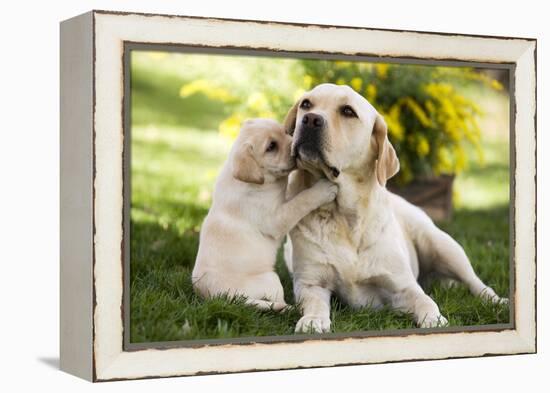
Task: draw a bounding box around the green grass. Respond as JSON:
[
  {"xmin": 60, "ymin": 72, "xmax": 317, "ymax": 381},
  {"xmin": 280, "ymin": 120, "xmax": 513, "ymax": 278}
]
[
  {"xmin": 130, "ymin": 125, "xmax": 510, "ymax": 343},
  {"xmin": 129, "ymin": 52, "xmax": 510, "ymax": 343}
]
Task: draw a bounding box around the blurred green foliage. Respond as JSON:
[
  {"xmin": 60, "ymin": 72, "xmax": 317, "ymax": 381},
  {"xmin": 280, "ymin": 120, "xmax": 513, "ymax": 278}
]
[{"xmin": 178, "ymin": 56, "xmax": 504, "ymax": 183}]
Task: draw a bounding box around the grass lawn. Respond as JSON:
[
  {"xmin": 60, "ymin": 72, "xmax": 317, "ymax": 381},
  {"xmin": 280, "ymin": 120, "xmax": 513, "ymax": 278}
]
[
  {"xmin": 129, "ymin": 52, "xmax": 510, "ymax": 343},
  {"xmin": 130, "ymin": 125, "xmax": 510, "ymax": 343}
]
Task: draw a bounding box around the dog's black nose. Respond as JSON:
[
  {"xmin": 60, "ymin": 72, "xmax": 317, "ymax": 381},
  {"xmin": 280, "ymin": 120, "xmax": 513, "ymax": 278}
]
[{"xmin": 301, "ymin": 113, "xmax": 324, "ymax": 129}]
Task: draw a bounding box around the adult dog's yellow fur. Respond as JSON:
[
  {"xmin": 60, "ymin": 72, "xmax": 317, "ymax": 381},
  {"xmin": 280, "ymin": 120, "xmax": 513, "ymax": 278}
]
[{"xmin": 283, "ymin": 84, "xmax": 507, "ymax": 332}]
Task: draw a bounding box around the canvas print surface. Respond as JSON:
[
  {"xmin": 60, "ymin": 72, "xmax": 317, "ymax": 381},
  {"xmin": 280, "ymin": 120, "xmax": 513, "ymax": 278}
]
[{"xmin": 128, "ymin": 50, "xmax": 510, "ymax": 344}]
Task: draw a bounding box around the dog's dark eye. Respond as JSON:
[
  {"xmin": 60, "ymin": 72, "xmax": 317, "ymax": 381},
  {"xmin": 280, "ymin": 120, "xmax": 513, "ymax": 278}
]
[
  {"xmin": 266, "ymin": 141, "xmax": 278, "ymax": 153},
  {"xmin": 300, "ymin": 99, "xmax": 312, "ymax": 110},
  {"xmin": 341, "ymin": 105, "xmax": 357, "ymax": 118}
]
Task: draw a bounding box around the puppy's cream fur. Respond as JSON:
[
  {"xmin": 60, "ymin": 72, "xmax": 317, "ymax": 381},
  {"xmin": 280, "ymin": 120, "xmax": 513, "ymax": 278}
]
[
  {"xmin": 284, "ymin": 84, "xmax": 506, "ymax": 332},
  {"xmin": 192, "ymin": 118, "xmax": 338, "ymax": 311}
]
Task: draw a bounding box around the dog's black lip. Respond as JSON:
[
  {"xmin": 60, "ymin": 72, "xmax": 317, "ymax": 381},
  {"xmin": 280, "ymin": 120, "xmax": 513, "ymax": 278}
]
[
  {"xmin": 291, "ymin": 142, "xmax": 304, "ymax": 158},
  {"xmin": 294, "ymin": 146, "xmax": 340, "ymax": 179},
  {"xmin": 293, "ymin": 141, "xmax": 320, "ymax": 158}
]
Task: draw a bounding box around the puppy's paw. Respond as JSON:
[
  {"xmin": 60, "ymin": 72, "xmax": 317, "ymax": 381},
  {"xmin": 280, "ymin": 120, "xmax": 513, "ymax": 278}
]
[
  {"xmin": 246, "ymin": 298, "xmax": 289, "ymax": 312},
  {"xmin": 312, "ymin": 179, "xmax": 338, "ymax": 205},
  {"xmin": 295, "ymin": 315, "xmax": 331, "ymax": 333},
  {"xmin": 419, "ymin": 314, "xmax": 449, "ymax": 329},
  {"xmin": 271, "ymin": 301, "xmax": 290, "ymax": 312},
  {"xmin": 495, "ymin": 297, "xmax": 509, "ymax": 305},
  {"xmin": 487, "ymin": 296, "xmax": 508, "ymax": 305}
]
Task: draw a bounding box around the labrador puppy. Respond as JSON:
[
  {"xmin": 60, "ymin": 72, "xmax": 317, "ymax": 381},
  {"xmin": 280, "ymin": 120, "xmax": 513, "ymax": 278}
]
[
  {"xmin": 283, "ymin": 84, "xmax": 507, "ymax": 332},
  {"xmin": 192, "ymin": 118, "xmax": 338, "ymax": 311}
]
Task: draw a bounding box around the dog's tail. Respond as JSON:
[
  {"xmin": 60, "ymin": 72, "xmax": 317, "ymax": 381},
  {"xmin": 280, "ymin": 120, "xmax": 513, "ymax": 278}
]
[{"xmin": 283, "ymin": 236, "xmax": 293, "ymax": 274}]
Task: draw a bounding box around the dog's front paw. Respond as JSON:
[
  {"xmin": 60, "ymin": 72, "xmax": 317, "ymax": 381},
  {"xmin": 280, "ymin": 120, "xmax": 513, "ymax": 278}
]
[
  {"xmin": 419, "ymin": 314, "xmax": 449, "ymax": 329},
  {"xmin": 295, "ymin": 315, "xmax": 331, "ymax": 333},
  {"xmin": 312, "ymin": 179, "xmax": 338, "ymax": 205},
  {"xmin": 494, "ymin": 297, "xmax": 509, "ymax": 305},
  {"xmin": 479, "ymin": 287, "xmax": 508, "ymax": 305}
]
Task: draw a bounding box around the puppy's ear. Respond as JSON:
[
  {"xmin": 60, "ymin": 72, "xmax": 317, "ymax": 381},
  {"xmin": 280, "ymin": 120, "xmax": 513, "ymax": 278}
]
[
  {"xmin": 283, "ymin": 101, "xmax": 299, "ymax": 136},
  {"xmin": 232, "ymin": 142, "xmax": 265, "ymax": 185},
  {"xmin": 372, "ymin": 114, "xmax": 399, "ymax": 186}
]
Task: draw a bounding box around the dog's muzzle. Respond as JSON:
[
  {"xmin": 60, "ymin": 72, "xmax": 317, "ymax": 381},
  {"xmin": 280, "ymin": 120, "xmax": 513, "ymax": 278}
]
[
  {"xmin": 292, "ymin": 113, "xmax": 340, "ymax": 179},
  {"xmin": 292, "ymin": 113, "xmax": 325, "ymax": 159}
]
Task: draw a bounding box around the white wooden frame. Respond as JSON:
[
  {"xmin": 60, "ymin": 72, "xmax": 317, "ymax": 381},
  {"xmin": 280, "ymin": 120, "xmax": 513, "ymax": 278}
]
[{"xmin": 60, "ymin": 10, "xmax": 537, "ymax": 382}]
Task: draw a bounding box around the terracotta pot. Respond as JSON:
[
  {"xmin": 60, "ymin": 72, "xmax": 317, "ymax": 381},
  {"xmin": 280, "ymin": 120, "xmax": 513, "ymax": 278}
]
[{"xmin": 387, "ymin": 174, "xmax": 455, "ymax": 221}]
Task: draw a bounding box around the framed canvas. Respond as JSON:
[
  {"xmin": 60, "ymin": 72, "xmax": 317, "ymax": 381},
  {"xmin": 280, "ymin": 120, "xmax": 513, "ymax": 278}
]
[{"xmin": 60, "ymin": 10, "xmax": 537, "ymax": 382}]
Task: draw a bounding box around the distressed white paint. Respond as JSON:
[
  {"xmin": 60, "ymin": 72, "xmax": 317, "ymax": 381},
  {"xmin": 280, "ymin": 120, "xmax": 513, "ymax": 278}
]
[
  {"xmin": 512, "ymin": 41, "xmax": 537, "ymax": 344},
  {"xmin": 89, "ymin": 11, "xmax": 536, "ymax": 381}
]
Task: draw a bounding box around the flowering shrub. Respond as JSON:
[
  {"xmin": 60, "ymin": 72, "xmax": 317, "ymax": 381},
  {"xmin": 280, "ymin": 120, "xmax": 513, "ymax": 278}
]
[
  {"xmin": 179, "ymin": 59, "xmax": 503, "ymax": 184},
  {"xmin": 300, "ymin": 61, "xmax": 503, "ymax": 184}
]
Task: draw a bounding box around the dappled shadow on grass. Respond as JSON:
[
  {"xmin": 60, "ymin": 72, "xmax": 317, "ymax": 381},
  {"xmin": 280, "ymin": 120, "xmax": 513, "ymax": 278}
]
[
  {"xmin": 132, "ymin": 133, "xmax": 226, "ymax": 171},
  {"xmin": 129, "ymin": 204, "xmax": 510, "ymax": 343}
]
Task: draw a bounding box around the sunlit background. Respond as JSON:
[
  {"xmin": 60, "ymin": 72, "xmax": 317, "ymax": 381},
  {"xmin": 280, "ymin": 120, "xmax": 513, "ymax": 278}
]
[{"xmin": 129, "ymin": 51, "xmax": 510, "ymax": 343}]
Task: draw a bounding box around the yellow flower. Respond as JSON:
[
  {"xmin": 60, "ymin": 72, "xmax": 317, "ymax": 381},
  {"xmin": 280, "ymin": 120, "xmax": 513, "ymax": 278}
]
[
  {"xmin": 147, "ymin": 51, "xmax": 168, "ymax": 60},
  {"xmin": 416, "ymin": 135, "xmax": 430, "ymax": 157},
  {"xmin": 336, "ymin": 77, "xmax": 346, "ymax": 85},
  {"xmin": 384, "ymin": 104, "xmax": 405, "ymax": 141},
  {"xmin": 400, "ymin": 163, "xmax": 413, "ymax": 183},
  {"xmin": 436, "ymin": 146, "xmax": 452, "ymax": 173},
  {"xmin": 441, "ymin": 97, "xmax": 457, "ymax": 120},
  {"xmin": 402, "ymin": 97, "xmax": 431, "ymax": 127},
  {"xmin": 303, "ymin": 75, "xmax": 314, "ymax": 89},
  {"xmin": 491, "ymin": 79, "xmax": 504, "ymax": 91},
  {"xmin": 425, "ymin": 82, "xmax": 453, "ymax": 98},
  {"xmin": 454, "ymin": 146, "xmax": 467, "ymax": 172},
  {"xmin": 444, "ymin": 120, "xmax": 461, "ymax": 141},
  {"xmin": 180, "ymin": 79, "xmax": 234, "ymax": 102},
  {"xmin": 350, "ymin": 77, "xmax": 363, "ymax": 92},
  {"xmin": 366, "ymin": 84, "xmax": 377, "ymax": 102},
  {"xmin": 426, "ymin": 100, "xmax": 436, "ymax": 114},
  {"xmin": 375, "ymin": 64, "xmax": 389, "ymax": 79},
  {"xmin": 219, "ymin": 113, "xmax": 244, "ymax": 140},
  {"xmin": 334, "ymin": 61, "xmax": 351, "ymax": 69}
]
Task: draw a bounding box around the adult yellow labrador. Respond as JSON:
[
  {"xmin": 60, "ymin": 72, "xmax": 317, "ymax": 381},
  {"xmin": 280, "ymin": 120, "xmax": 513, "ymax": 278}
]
[{"xmin": 283, "ymin": 83, "xmax": 507, "ymax": 333}]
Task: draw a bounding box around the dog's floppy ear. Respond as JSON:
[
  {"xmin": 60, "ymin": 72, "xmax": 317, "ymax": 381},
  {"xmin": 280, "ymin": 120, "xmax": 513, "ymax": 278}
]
[
  {"xmin": 372, "ymin": 114, "xmax": 399, "ymax": 186},
  {"xmin": 283, "ymin": 101, "xmax": 299, "ymax": 136},
  {"xmin": 232, "ymin": 142, "xmax": 264, "ymax": 185}
]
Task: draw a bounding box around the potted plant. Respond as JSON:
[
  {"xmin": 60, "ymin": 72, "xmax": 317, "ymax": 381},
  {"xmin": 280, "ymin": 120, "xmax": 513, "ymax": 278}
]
[{"xmin": 299, "ymin": 60, "xmax": 503, "ymax": 220}]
